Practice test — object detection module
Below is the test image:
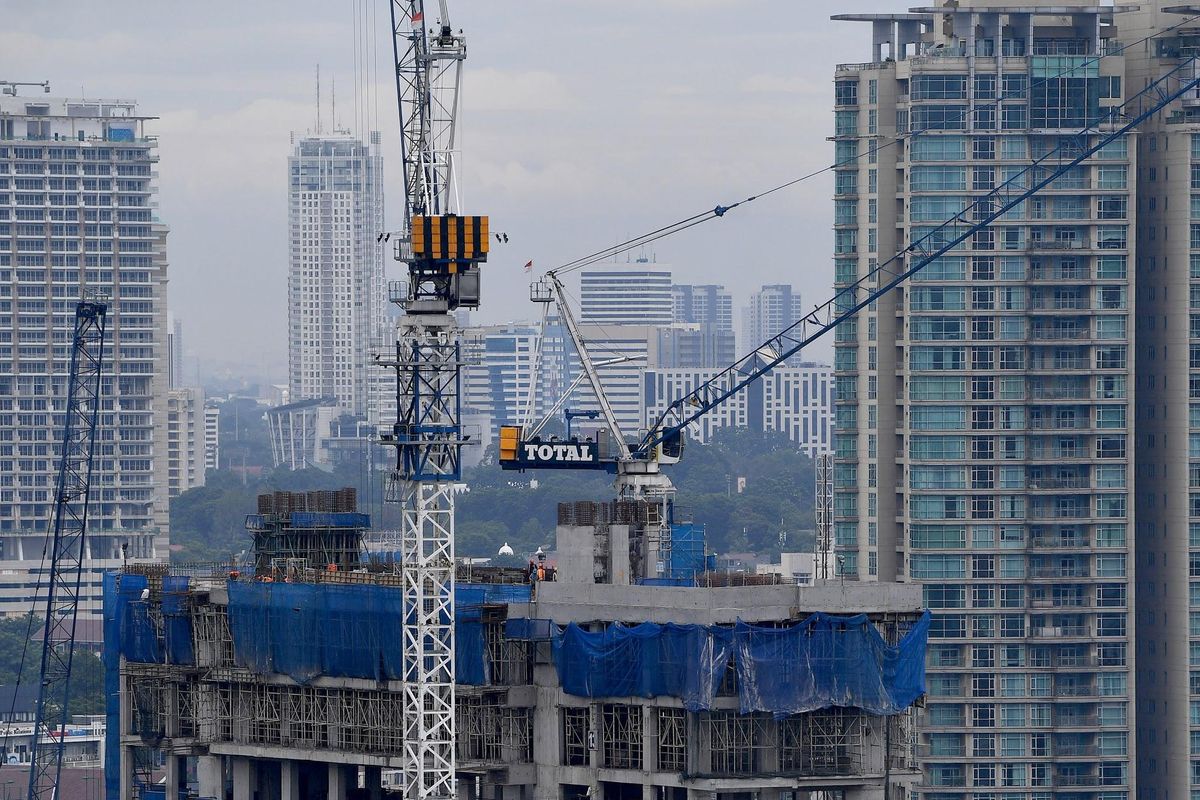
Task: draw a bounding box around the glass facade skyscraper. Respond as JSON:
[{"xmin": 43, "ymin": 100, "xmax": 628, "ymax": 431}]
[{"xmin": 833, "ymin": 5, "xmax": 1133, "ymax": 800}]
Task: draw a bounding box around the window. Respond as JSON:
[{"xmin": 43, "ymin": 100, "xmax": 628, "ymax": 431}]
[
  {"xmin": 911, "ymin": 165, "xmax": 968, "ymax": 190},
  {"xmin": 835, "ymin": 80, "xmax": 858, "ymax": 107},
  {"xmin": 912, "ymin": 105, "xmax": 968, "ymax": 131},
  {"xmin": 910, "ymin": 135, "xmax": 968, "ymax": 161},
  {"xmin": 912, "ymin": 74, "xmax": 968, "ymax": 100},
  {"xmin": 834, "ymin": 111, "xmax": 858, "ymax": 136}
]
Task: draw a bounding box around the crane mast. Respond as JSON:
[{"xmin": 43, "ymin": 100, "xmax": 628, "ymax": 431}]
[
  {"xmin": 387, "ymin": 2, "xmax": 485, "ymax": 799},
  {"xmin": 27, "ymin": 297, "xmax": 107, "ymax": 800}
]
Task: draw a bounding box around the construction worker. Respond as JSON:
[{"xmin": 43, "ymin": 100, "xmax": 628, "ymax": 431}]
[{"xmin": 537, "ymin": 562, "xmax": 546, "ymax": 581}]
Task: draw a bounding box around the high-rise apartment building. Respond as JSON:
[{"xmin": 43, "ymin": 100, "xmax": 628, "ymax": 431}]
[
  {"xmin": 166, "ymin": 387, "xmax": 205, "ymax": 498},
  {"xmin": 741, "ymin": 284, "xmax": 805, "ymax": 353},
  {"xmin": 204, "ymin": 404, "xmax": 220, "ymax": 472},
  {"xmin": 0, "ymin": 95, "xmax": 169, "ymax": 617},
  {"xmin": 1121, "ymin": 7, "xmax": 1200, "ymax": 799},
  {"xmin": 580, "ymin": 263, "xmax": 673, "ymax": 326},
  {"xmin": 286, "ymin": 131, "xmax": 385, "ymax": 421},
  {"xmin": 833, "ymin": 5, "xmax": 1135, "ymax": 800}
]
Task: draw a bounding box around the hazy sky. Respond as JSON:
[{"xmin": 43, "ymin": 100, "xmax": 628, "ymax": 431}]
[{"xmin": 5, "ymin": 0, "xmax": 911, "ymax": 381}]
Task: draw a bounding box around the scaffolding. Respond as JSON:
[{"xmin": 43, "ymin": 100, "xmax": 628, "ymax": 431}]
[
  {"xmin": 561, "ymin": 707, "xmax": 590, "ymax": 767},
  {"xmin": 246, "ymin": 489, "xmax": 366, "ymax": 575},
  {"xmin": 601, "ymin": 703, "xmax": 643, "ymax": 770},
  {"xmin": 655, "ymin": 708, "xmax": 687, "ymax": 773},
  {"xmin": 779, "ymin": 708, "xmax": 865, "ymax": 776},
  {"xmin": 455, "ymin": 691, "xmax": 532, "ymax": 766}
]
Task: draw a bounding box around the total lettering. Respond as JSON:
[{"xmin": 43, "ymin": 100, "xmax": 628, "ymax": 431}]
[{"xmin": 523, "ymin": 443, "xmax": 596, "ymax": 462}]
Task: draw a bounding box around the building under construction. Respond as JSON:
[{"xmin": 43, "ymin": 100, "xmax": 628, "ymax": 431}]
[{"xmin": 104, "ymin": 492, "xmax": 928, "ymax": 800}]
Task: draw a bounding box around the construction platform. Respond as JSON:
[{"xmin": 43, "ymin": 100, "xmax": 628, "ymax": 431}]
[{"xmin": 103, "ymin": 496, "xmax": 928, "ymax": 800}]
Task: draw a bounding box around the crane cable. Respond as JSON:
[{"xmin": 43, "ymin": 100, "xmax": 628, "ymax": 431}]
[{"xmin": 546, "ymin": 11, "xmax": 1200, "ymax": 279}]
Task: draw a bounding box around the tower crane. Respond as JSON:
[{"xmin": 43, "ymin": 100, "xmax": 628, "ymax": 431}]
[
  {"xmin": 383, "ymin": 1, "xmax": 486, "ymax": 798},
  {"xmin": 26, "ymin": 297, "xmax": 107, "ymax": 800},
  {"xmin": 500, "ymin": 60, "xmax": 1200, "ymax": 537}
]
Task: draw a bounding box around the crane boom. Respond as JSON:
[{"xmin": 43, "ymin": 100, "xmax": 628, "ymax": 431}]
[
  {"xmin": 543, "ymin": 274, "xmax": 632, "ymax": 460},
  {"xmin": 636, "ymin": 63, "xmax": 1200, "ymax": 457},
  {"xmin": 27, "ymin": 298, "xmax": 107, "ymax": 800}
]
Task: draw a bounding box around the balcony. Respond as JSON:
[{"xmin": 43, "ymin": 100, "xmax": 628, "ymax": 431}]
[
  {"xmin": 1030, "ymin": 533, "xmax": 1091, "ymax": 547},
  {"xmin": 1052, "ymin": 713, "xmax": 1099, "ymax": 728},
  {"xmin": 1029, "ymin": 565, "xmax": 1091, "ymax": 579},
  {"xmin": 1031, "ymin": 624, "xmax": 1089, "ymax": 638},
  {"xmin": 1028, "ymin": 239, "xmax": 1089, "ymax": 252},
  {"xmin": 1030, "ymin": 596, "xmax": 1090, "ymax": 609}
]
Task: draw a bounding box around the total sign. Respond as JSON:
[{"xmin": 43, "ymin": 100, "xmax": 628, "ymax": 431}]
[{"xmin": 520, "ymin": 441, "xmax": 600, "ymax": 466}]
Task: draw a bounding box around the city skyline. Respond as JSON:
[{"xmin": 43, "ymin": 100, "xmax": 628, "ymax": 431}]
[{"xmin": 0, "ymin": 1, "xmax": 891, "ymax": 379}]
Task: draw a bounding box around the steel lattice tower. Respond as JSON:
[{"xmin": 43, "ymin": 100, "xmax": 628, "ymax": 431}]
[
  {"xmin": 386, "ymin": 2, "xmax": 482, "ymax": 798},
  {"xmin": 28, "ymin": 298, "xmax": 107, "ymax": 800}
]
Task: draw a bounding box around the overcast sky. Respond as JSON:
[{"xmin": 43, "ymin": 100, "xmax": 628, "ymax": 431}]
[{"xmin": 5, "ymin": 0, "xmax": 911, "ymax": 382}]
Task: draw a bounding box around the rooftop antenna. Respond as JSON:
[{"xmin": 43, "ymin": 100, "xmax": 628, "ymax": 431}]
[
  {"xmin": 316, "ymin": 65, "xmax": 322, "ymax": 134},
  {"xmin": 332, "ymin": 76, "xmax": 337, "ymax": 134}
]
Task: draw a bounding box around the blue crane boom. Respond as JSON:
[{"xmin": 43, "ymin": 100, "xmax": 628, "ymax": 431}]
[{"xmin": 26, "ymin": 298, "xmax": 107, "ymax": 800}]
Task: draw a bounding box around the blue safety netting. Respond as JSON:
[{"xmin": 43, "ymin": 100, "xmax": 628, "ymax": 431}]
[
  {"xmin": 162, "ymin": 575, "xmax": 194, "ymax": 666},
  {"xmin": 121, "ymin": 597, "xmax": 162, "ymax": 664},
  {"xmin": 225, "ymin": 581, "xmax": 532, "ymax": 685},
  {"xmin": 554, "ymin": 622, "xmax": 733, "ymax": 711},
  {"xmin": 553, "ymin": 610, "xmax": 930, "ymax": 715},
  {"xmin": 104, "ymin": 572, "xmax": 148, "ymax": 800},
  {"xmin": 667, "ymin": 522, "xmax": 705, "ymax": 582},
  {"xmin": 227, "ymin": 581, "xmax": 405, "ymax": 683}
]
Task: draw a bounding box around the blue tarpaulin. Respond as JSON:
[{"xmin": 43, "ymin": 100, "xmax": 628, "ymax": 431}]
[
  {"xmin": 224, "ymin": 581, "xmax": 532, "ymax": 685},
  {"xmin": 553, "ymin": 610, "xmax": 930, "ymax": 715},
  {"xmin": 162, "ymin": 575, "xmax": 194, "ymax": 666},
  {"xmin": 104, "ymin": 572, "xmax": 148, "ymax": 800}
]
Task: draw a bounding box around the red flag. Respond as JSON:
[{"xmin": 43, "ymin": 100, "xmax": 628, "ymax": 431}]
[
  {"xmin": 523, "ymin": 260, "xmax": 533, "ymax": 273},
  {"xmin": 411, "ymin": 9, "xmax": 423, "ymax": 25}
]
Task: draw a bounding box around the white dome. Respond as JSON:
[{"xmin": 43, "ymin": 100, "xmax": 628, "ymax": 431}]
[{"xmin": 497, "ymin": 542, "xmax": 514, "ymax": 557}]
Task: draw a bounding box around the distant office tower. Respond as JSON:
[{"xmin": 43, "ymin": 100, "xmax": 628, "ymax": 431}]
[
  {"xmin": 833, "ymin": 6, "xmax": 1134, "ymax": 799},
  {"xmin": 741, "ymin": 284, "xmax": 804, "ymax": 351},
  {"xmin": 168, "ymin": 314, "xmax": 184, "ymax": 388},
  {"xmin": 166, "ymin": 388, "xmax": 205, "ymax": 497},
  {"xmin": 570, "ymin": 325, "xmax": 660, "ymax": 435},
  {"xmin": 672, "ymin": 284, "xmax": 733, "ymax": 331},
  {"xmin": 643, "ymin": 366, "xmax": 832, "ymax": 456},
  {"xmin": 462, "ymin": 323, "xmax": 543, "ymax": 444},
  {"xmin": 0, "ymin": 95, "xmax": 169, "ymax": 617},
  {"xmin": 580, "ymin": 262, "xmax": 673, "ymax": 326},
  {"xmin": 655, "ymin": 325, "xmax": 736, "ymax": 368},
  {"xmin": 286, "ymin": 131, "xmax": 386, "ymax": 420},
  {"xmin": 669, "ymin": 283, "xmax": 736, "ymax": 367},
  {"xmin": 204, "ymin": 405, "xmax": 221, "ymax": 472}
]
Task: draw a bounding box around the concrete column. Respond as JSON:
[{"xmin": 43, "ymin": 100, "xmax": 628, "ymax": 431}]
[
  {"xmin": 232, "ymin": 757, "xmax": 253, "ymax": 800},
  {"xmin": 197, "ymin": 755, "xmax": 224, "ymax": 799},
  {"xmin": 328, "ymin": 762, "xmax": 348, "ymax": 800},
  {"xmin": 281, "ymin": 759, "xmax": 300, "ymax": 800},
  {"xmin": 164, "ymin": 755, "xmax": 181, "ymax": 799}
]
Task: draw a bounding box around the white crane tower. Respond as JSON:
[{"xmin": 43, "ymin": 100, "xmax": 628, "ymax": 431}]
[{"xmin": 384, "ymin": 2, "xmax": 487, "ymax": 798}]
